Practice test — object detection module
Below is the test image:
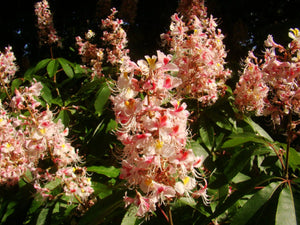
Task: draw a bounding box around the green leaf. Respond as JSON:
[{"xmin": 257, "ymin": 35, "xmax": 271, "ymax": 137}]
[
  {"xmin": 222, "ymin": 133, "xmax": 265, "ymax": 148},
  {"xmin": 57, "ymin": 58, "xmax": 74, "ymax": 78},
  {"xmin": 244, "ymin": 117, "xmax": 273, "ymax": 141},
  {"xmin": 106, "ymin": 119, "xmax": 118, "ymax": 133},
  {"xmin": 78, "ymin": 191, "xmax": 124, "ymax": 225},
  {"xmin": 121, "ymin": 205, "xmax": 138, "ymax": 225},
  {"xmin": 288, "ymin": 147, "xmax": 300, "ymax": 171},
  {"xmin": 36, "ymin": 208, "xmax": 49, "ymax": 225},
  {"xmin": 188, "ymin": 140, "xmax": 209, "ymax": 159},
  {"xmin": 92, "ymin": 182, "xmax": 113, "ymax": 199},
  {"xmin": 34, "ymin": 58, "xmax": 51, "ymax": 72},
  {"xmin": 230, "ymin": 181, "xmax": 282, "ymax": 225},
  {"xmin": 94, "ymin": 84, "xmax": 111, "ymax": 115},
  {"xmin": 199, "ymin": 121, "xmax": 214, "ymax": 151},
  {"xmin": 40, "ymin": 85, "xmax": 53, "ymax": 105},
  {"xmin": 44, "ymin": 178, "xmax": 62, "ymax": 190},
  {"xmin": 275, "ymin": 185, "xmax": 297, "ymax": 225},
  {"xmin": 46, "ymin": 59, "xmax": 59, "ymax": 78},
  {"xmin": 10, "ymin": 78, "xmax": 23, "ymax": 93},
  {"xmin": 223, "ymin": 148, "xmax": 254, "ymax": 182},
  {"xmin": 87, "ymin": 166, "xmax": 120, "ymax": 178},
  {"xmin": 24, "ymin": 67, "xmax": 35, "ymax": 81},
  {"xmin": 55, "ymin": 110, "xmax": 70, "ymax": 127}
]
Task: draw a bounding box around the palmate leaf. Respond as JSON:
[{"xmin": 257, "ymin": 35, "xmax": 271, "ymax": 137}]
[
  {"xmin": 230, "ymin": 181, "xmax": 282, "ymax": 225},
  {"xmin": 275, "ymin": 185, "xmax": 297, "ymax": 225}
]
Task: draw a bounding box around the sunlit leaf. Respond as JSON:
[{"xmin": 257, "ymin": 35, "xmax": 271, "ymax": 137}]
[
  {"xmin": 55, "ymin": 110, "xmax": 70, "ymax": 127},
  {"xmin": 121, "ymin": 205, "xmax": 138, "ymax": 225},
  {"xmin": 57, "ymin": 58, "xmax": 74, "ymax": 78},
  {"xmin": 275, "ymin": 185, "xmax": 297, "ymax": 225},
  {"xmin": 46, "ymin": 59, "xmax": 59, "ymax": 78},
  {"xmin": 36, "ymin": 208, "xmax": 49, "ymax": 225},
  {"xmin": 34, "ymin": 58, "xmax": 51, "ymax": 72},
  {"xmin": 87, "ymin": 166, "xmax": 120, "ymax": 178}
]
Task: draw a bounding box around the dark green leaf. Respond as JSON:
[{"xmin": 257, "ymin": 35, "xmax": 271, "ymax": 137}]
[
  {"xmin": 222, "ymin": 133, "xmax": 265, "ymax": 148},
  {"xmin": 57, "ymin": 58, "xmax": 74, "ymax": 78},
  {"xmin": 78, "ymin": 191, "xmax": 124, "ymax": 225},
  {"xmin": 199, "ymin": 121, "xmax": 214, "ymax": 151},
  {"xmin": 223, "ymin": 148, "xmax": 254, "ymax": 182},
  {"xmin": 87, "ymin": 166, "xmax": 120, "ymax": 178},
  {"xmin": 47, "ymin": 59, "xmax": 59, "ymax": 78},
  {"xmin": 94, "ymin": 84, "xmax": 111, "ymax": 115},
  {"xmin": 92, "ymin": 182, "xmax": 113, "ymax": 199},
  {"xmin": 244, "ymin": 117, "xmax": 274, "ymax": 141},
  {"xmin": 24, "ymin": 67, "xmax": 35, "ymax": 81},
  {"xmin": 275, "ymin": 185, "xmax": 297, "ymax": 225},
  {"xmin": 10, "ymin": 78, "xmax": 23, "ymax": 93},
  {"xmin": 230, "ymin": 181, "xmax": 282, "ymax": 225}
]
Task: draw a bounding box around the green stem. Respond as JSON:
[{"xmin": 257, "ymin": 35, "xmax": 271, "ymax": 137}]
[{"xmin": 168, "ymin": 205, "xmax": 174, "ymax": 225}]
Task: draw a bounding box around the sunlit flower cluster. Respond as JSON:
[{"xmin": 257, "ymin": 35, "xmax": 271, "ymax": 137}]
[
  {"xmin": 0, "ymin": 46, "xmax": 18, "ymax": 85},
  {"xmin": 235, "ymin": 29, "xmax": 300, "ymax": 124},
  {"xmin": 76, "ymin": 30, "xmax": 105, "ymax": 79},
  {"xmin": 161, "ymin": 2, "xmax": 231, "ymax": 106},
  {"xmin": 0, "ymin": 48, "xmax": 93, "ymax": 205},
  {"xmin": 101, "ymin": 8, "xmax": 129, "ymax": 66},
  {"xmin": 34, "ymin": 0, "xmax": 61, "ymax": 46},
  {"xmin": 111, "ymin": 50, "xmax": 208, "ymax": 217}
]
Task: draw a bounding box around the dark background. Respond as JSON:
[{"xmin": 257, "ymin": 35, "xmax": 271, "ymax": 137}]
[{"xmin": 0, "ymin": 0, "xmax": 299, "ymax": 75}]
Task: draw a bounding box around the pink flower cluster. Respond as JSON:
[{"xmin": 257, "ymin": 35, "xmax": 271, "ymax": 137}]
[
  {"xmin": 0, "ymin": 48, "xmax": 93, "ymax": 205},
  {"xmin": 235, "ymin": 29, "xmax": 300, "ymax": 124},
  {"xmin": 0, "ymin": 46, "xmax": 18, "ymax": 84},
  {"xmin": 111, "ymin": 51, "xmax": 208, "ymax": 217},
  {"xmin": 76, "ymin": 30, "xmax": 104, "ymax": 79},
  {"xmin": 34, "ymin": 0, "xmax": 61, "ymax": 46},
  {"xmin": 76, "ymin": 8, "xmax": 129, "ymax": 79},
  {"xmin": 161, "ymin": 2, "xmax": 231, "ymax": 106},
  {"xmin": 101, "ymin": 8, "xmax": 129, "ymax": 65}
]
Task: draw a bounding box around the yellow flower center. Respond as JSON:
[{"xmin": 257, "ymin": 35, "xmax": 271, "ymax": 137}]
[{"xmin": 183, "ymin": 176, "xmax": 190, "ymax": 185}]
